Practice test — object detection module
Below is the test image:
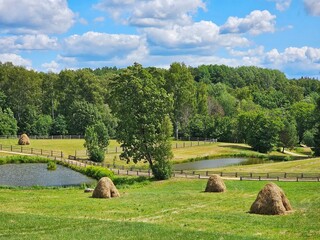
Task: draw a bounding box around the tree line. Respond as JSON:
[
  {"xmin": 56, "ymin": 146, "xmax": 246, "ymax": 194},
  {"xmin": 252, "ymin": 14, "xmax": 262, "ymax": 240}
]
[{"xmin": 1, "ymin": 61, "xmax": 320, "ymax": 163}]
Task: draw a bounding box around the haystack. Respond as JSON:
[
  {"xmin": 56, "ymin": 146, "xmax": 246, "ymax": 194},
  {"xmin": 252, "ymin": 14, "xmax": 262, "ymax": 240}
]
[
  {"xmin": 18, "ymin": 134, "xmax": 30, "ymax": 145},
  {"xmin": 250, "ymin": 182, "xmax": 292, "ymax": 215},
  {"xmin": 92, "ymin": 177, "xmax": 120, "ymax": 199},
  {"xmin": 205, "ymin": 174, "xmax": 226, "ymax": 192}
]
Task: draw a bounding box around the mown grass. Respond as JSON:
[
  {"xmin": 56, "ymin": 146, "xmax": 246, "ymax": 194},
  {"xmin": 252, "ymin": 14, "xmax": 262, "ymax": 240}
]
[
  {"xmin": 0, "ymin": 139, "xmax": 311, "ymax": 169},
  {"xmin": 206, "ymin": 158, "xmax": 320, "ymax": 173},
  {"xmin": 0, "ymin": 179, "xmax": 319, "ymax": 239}
]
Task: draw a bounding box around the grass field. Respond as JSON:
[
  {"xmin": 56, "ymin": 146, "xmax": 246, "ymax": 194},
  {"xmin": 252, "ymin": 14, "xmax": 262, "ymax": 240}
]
[
  {"xmin": 0, "ymin": 178, "xmax": 319, "ymax": 240},
  {"xmin": 0, "ymin": 138, "xmax": 301, "ymax": 165},
  {"xmin": 207, "ymin": 158, "xmax": 320, "ymax": 173}
]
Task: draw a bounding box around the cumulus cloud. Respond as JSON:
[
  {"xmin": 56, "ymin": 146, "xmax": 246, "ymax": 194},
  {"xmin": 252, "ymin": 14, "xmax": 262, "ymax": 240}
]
[
  {"xmin": 0, "ymin": 0, "xmax": 75, "ymax": 34},
  {"xmin": 220, "ymin": 10, "xmax": 276, "ymax": 35},
  {"xmin": 144, "ymin": 21, "xmax": 250, "ymax": 55},
  {"xmin": 94, "ymin": 0, "xmax": 206, "ymax": 27},
  {"xmin": 0, "ymin": 35, "xmax": 59, "ymax": 52},
  {"xmin": 304, "ymin": 0, "xmax": 320, "ymax": 16},
  {"xmin": 0, "ymin": 53, "xmax": 31, "ymax": 67},
  {"xmin": 62, "ymin": 31, "xmax": 147, "ymax": 60},
  {"xmin": 41, "ymin": 61, "xmax": 60, "ymax": 73},
  {"xmin": 268, "ymin": 0, "xmax": 292, "ymax": 11}
]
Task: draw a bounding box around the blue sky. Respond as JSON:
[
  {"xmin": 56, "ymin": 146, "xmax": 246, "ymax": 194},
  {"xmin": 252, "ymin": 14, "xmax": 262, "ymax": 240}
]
[{"xmin": 0, "ymin": 0, "xmax": 319, "ymax": 78}]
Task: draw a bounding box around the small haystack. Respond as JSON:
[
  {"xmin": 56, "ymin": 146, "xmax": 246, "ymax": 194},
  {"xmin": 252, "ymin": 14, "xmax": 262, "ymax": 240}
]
[
  {"xmin": 250, "ymin": 182, "xmax": 292, "ymax": 215},
  {"xmin": 18, "ymin": 134, "xmax": 30, "ymax": 145},
  {"xmin": 205, "ymin": 174, "xmax": 226, "ymax": 192},
  {"xmin": 92, "ymin": 177, "xmax": 120, "ymax": 199}
]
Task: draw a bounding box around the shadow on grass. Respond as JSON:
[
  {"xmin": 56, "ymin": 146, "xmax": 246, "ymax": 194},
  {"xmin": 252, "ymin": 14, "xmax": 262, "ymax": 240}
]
[{"xmin": 219, "ymin": 144, "xmax": 253, "ymax": 151}]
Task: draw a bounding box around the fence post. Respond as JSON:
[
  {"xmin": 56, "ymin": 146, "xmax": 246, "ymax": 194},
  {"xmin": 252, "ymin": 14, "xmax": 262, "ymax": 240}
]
[
  {"xmin": 21, "ymin": 146, "xmax": 22, "ymax": 153},
  {"xmin": 206, "ymin": 171, "xmax": 208, "ymax": 176},
  {"xmin": 235, "ymin": 172, "xmax": 238, "ymax": 178},
  {"xmin": 61, "ymin": 151, "xmax": 63, "ymax": 158},
  {"xmin": 183, "ymin": 142, "xmax": 185, "ymax": 148},
  {"xmin": 0, "ymin": 144, "xmax": 2, "ymax": 150},
  {"xmin": 11, "ymin": 145, "xmax": 12, "ymax": 151}
]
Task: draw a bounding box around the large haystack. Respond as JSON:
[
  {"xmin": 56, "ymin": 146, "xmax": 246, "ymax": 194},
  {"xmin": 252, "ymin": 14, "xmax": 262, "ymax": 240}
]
[
  {"xmin": 92, "ymin": 177, "xmax": 120, "ymax": 199},
  {"xmin": 18, "ymin": 134, "xmax": 30, "ymax": 145},
  {"xmin": 250, "ymin": 182, "xmax": 292, "ymax": 215},
  {"xmin": 205, "ymin": 174, "xmax": 226, "ymax": 192}
]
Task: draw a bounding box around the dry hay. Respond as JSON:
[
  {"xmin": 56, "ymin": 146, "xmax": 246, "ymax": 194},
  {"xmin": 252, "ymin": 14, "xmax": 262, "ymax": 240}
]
[
  {"xmin": 250, "ymin": 182, "xmax": 292, "ymax": 215},
  {"xmin": 92, "ymin": 177, "xmax": 120, "ymax": 199},
  {"xmin": 18, "ymin": 134, "xmax": 30, "ymax": 145},
  {"xmin": 205, "ymin": 174, "xmax": 226, "ymax": 192}
]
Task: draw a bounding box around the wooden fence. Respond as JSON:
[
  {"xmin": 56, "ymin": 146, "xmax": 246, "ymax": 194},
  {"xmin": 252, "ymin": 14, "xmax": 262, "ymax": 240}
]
[
  {"xmin": 72, "ymin": 139, "xmax": 217, "ymax": 159},
  {"xmin": 0, "ymin": 144, "xmax": 64, "ymax": 158}
]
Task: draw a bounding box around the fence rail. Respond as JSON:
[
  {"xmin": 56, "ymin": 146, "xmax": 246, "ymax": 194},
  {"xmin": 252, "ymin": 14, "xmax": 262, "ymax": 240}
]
[
  {"xmin": 0, "ymin": 144, "xmax": 64, "ymax": 158},
  {"xmin": 72, "ymin": 139, "xmax": 217, "ymax": 159},
  {"xmin": 0, "ymin": 135, "xmax": 84, "ymax": 139}
]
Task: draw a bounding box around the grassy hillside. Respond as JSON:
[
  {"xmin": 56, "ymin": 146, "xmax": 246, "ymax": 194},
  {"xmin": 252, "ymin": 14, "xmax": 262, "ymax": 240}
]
[
  {"xmin": 205, "ymin": 158, "xmax": 320, "ymax": 173},
  {"xmin": 0, "ymin": 179, "xmax": 319, "ymax": 239}
]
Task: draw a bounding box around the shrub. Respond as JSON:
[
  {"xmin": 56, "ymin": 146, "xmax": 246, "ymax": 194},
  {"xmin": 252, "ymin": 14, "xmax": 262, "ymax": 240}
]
[
  {"xmin": 88, "ymin": 147, "xmax": 105, "ymax": 162},
  {"xmin": 47, "ymin": 161, "xmax": 57, "ymax": 171},
  {"xmin": 83, "ymin": 166, "xmax": 114, "ymax": 180},
  {"xmin": 151, "ymin": 161, "xmax": 172, "ymax": 180}
]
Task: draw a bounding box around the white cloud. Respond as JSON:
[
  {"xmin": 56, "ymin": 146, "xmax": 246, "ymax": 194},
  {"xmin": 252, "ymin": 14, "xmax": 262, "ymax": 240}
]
[
  {"xmin": 263, "ymin": 47, "xmax": 320, "ymax": 77},
  {"xmin": 144, "ymin": 21, "xmax": 250, "ymax": 54},
  {"xmin": 0, "ymin": 53, "xmax": 31, "ymax": 67},
  {"xmin": 304, "ymin": 0, "xmax": 320, "ymax": 16},
  {"xmin": 41, "ymin": 61, "xmax": 60, "ymax": 73},
  {"xmin": 0, "ymin": 0, "xmax": 75, "ymax": 34},
  {"xmin": 94, "ymin": 0, "xmax": 206, "ymax": 27},
  {"xmin": 268, "ymin": 0, "xmax": 292, "ymax": 11},
  {"xmin": 220, "ymin": 10, "xmax": 276, "ymax": 35},
  {"xmin": 94, "ymin": 17, "xmax": 105, "ymax": 23},
  {"xmin": 0, "ymin": 35, "xmax": 59, "ymax": 52},
  {"xmin": 62, "ymin": 31, "xmax": 147, "ymax": 60}
]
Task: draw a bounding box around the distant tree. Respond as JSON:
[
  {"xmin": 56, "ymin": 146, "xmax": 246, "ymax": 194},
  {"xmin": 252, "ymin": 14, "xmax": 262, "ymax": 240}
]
[
  {"xmin": 110, "ymin": 63, "xmax": 173, "ymax": 180},
  {"xmin": 51, "ymin": 115, "xmax": 68, "ymax": 135},
  {"xmin": 313, "ymin": 97, "xmax": 320, "ymax": 156},
  {"xmin": 302, "ymin": 130, "xmax": 315, "ymax": 147},
  {"xmin": 0, "ymin": 108, "xmax": 18, "ymax": 135},
  {"xmin": 84, "ymin": 122, "xmax": 109, "ymax": 162},
  {"xmin": 165, "ymin": 62, "xmax": 196, "ymax": 139},
  {"xmin": 66, "ymin": 100, "xmax": 102, "ymax": 135},
  {"xmin": 31, "ymin": 115, "xmax": 53, "ymax": 136},
  {"xmin": 246, "ymin": 111, "xmax": 281, "ymax": 153},
  {"xmin": 278, "ymin": 119, "xmax": 298, "ymax": 152},
  {"xmin": 291, "ymin": 101, "xmax": 315, "ymax": 143}
]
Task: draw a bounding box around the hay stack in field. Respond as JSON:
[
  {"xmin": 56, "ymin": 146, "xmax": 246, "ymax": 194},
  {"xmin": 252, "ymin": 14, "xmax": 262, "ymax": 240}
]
[
  {"xmin": 250, "ymin": 182, "xmax": 292, "ymax": 215},
  {"xmin": 92, "ymin": 177, "xmax": 120, "ymax": 199},
  {"xmin": 18, "ymin": 134, "xmax": 30, "ymax": 145},
  {"xmin": 205, "ymin": 174, "xmax": 226, "ymax": 192}
]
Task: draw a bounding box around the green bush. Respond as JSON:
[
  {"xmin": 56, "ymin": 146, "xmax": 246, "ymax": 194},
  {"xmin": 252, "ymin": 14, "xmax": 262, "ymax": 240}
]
[
  {"xmin": 151, "ymin": 161, "xmax": 172, "ymax": 180},
  {"xmin": 83, "ymin": 166, "xmax": 114, "ymax": 180},
  {"xmin": 47, "ymin": 161, "xmax": 57, "ymax": 171},
  {"xmin": 88, "ymin": 147, "xmax": 105, "ymax": 162}
]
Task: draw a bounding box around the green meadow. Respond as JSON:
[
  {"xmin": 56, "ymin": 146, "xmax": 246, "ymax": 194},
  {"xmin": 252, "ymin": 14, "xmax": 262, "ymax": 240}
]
[{"xmin": 0, "ymin": 179, "xmax": 319, "ymax": 240}]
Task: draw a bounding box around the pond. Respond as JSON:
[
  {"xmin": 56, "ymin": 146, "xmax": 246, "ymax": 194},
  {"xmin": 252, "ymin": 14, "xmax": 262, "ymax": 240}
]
[
  {"xmin": 0, "ymin": 163, "xmax": 96, "ymax": 187},
  {"xmin": 173, "ymin": 158, "xmax": 246, "ymax": 171}
]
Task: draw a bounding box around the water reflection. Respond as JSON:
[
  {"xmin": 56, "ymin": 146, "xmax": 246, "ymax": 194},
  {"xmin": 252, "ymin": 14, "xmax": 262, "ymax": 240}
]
[{"xmin": 0, "ymin": 163, "xmax": 96, "ymax": 187}]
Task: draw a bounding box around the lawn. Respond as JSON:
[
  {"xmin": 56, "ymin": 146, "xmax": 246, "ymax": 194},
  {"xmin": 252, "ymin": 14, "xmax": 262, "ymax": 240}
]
[
  {"xmin": 0, "ymin": 138, "xmax": 297, "ymax": 166},
  {"xmin": 206, "ymin": 158, "xmax": 320, "ymax": 173},
  {"xmin": 0, "ymin": 179, "xmax": 319, "ymax": 239}
]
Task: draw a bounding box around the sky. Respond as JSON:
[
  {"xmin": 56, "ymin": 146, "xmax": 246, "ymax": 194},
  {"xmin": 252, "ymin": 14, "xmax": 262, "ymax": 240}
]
[{"xmin": 0, "ymin": 0, "xmax": 319, "ymax": 79}]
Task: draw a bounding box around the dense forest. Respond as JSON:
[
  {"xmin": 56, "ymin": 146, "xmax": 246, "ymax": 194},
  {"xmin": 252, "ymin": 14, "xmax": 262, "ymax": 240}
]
[{"xmin": 0, "ymin": 61, "xmax": 320, "ymax": 154}]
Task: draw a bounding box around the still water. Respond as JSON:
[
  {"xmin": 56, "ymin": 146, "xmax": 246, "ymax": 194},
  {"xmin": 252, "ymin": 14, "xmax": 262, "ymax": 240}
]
[
  {"xmin": 0, "ymin": 163, "xmax": 96, "ymax": 187},
  {"xmin": 173, "ymin": 158, "xmax": 246, "ymax": 171}
]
